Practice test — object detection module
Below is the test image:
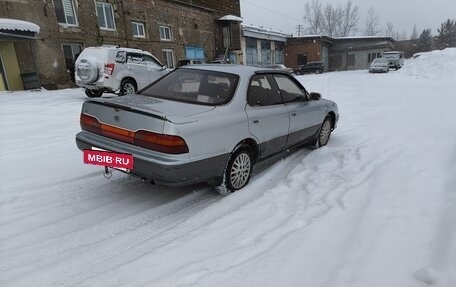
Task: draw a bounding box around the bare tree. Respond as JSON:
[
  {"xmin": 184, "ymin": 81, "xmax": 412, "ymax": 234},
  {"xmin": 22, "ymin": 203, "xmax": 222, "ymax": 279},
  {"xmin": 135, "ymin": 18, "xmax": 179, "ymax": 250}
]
[
  {"xmin": 303, "ymin": 0, "xmax": 324, "ymax": 34},
  {"xmin": 393, "ymin": 30, "xmax": 407, "ymax": 41},
  {"xmin": 322, "ymin": 3, "xmax": 340, "ymax": 37},
  {"xmin": 385, "ymin": 22, "xmax": 395, "ymax": 37},
  {"xmin": 302, "ymin": 0, "xmax": 359, "ymax": 37},
  {"xmin": 336, "ymin": 0, "xmax": 360, "ymax": 37},
  {"xmin": 364, "ymin": 7, "xmax": 381, "ymax": 36},
  {"xmin": 410, "ymin": 24, "xmax": 418, "ymax": 40}
]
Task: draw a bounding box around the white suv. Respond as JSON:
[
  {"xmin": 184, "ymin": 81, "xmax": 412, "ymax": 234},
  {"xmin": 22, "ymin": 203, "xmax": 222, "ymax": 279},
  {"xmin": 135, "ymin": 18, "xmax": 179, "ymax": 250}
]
[{"xmin": 75, "ymin": 46, "xmax": 170, "ymax": 98}]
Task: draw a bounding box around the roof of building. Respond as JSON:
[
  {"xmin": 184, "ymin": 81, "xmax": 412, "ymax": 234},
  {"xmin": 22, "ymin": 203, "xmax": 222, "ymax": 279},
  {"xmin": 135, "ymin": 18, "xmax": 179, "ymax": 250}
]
[
  {"xmin": 290, "ymin": 35, "xmax": 395, "ymax": 42},
  {"xmin": 0, "ymin": 18, "xmax": 40, "ymax": 33},
  {"xmin": 242, "ymin": 24, "xmax": 291, "ymax": 42},
  {"xmin": 218, "ymin": 15, "xmax": 243, "ymax": 22}
]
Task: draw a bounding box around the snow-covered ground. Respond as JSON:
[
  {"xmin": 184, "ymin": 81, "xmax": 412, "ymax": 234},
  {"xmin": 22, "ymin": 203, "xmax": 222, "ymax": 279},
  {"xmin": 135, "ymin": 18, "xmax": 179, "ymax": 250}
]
[{"xmin": 1, "ymin": 49, "xmax": 455, "ymax": 287}]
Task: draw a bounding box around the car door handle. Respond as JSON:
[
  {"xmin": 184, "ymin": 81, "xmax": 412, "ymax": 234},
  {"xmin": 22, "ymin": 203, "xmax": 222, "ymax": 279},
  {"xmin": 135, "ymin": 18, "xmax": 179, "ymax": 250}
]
[
  {"xmin": 252, "ymin": 119, "xmax": 260, "ymax": 124},
  {"xmin": 291, "ymin": 113, "xmax": 297, "ymax": 116}
]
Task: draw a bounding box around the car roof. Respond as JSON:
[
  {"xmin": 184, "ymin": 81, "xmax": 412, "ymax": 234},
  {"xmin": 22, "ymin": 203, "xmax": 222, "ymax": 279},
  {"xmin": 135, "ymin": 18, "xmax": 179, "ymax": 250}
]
[
  {"xmin": 180, "ymin": 64, "xmax": 290, "ymax": 76},
  {"xmin": 85, "ymin": 46, "xmax": 149, "ymax": 54}
]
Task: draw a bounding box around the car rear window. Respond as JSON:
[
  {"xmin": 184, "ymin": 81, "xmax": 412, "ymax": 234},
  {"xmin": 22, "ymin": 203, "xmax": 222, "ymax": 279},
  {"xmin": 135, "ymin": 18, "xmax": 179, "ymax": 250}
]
[{"xmin": 140, "ymin": 69, "xmax": 239, "ymax": 105}]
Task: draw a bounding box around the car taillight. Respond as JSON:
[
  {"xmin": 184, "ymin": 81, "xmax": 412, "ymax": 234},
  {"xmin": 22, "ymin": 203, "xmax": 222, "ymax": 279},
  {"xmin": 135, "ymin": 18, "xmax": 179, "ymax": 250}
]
[
  {"xmin": 79, "ymin": 113, "xmax": 188, "ymax": 154},
  {"xmin": 134, "ymin": 130, "xmax": 189, "ymax": 154},
  {"xmin": 104, "ymin": 63, "xmax": 115, "ymax": 75},
  {"xmin": 80, "ymin": 114, "xmax": 100, "ymax": 134}
]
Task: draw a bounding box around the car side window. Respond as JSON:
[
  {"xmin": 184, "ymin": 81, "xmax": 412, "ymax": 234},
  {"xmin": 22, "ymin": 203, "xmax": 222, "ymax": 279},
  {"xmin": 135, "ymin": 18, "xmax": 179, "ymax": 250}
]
[
  {"xmin": 126, "ymin": 52, "xmax": 144, "ymax": 64},
  {"xmin": 273, "ymin": 74, "xmax": 308, "ymax": 103},
  {"xmin": 115, "ymin": 51, "xmax": 126, "ymax": 63},
  {"xmin": 247, "ymin": 74, "xmax": 282, "ymax": 106},
  {"xmin": 143, "ymin": 54, "xmax": 162, "ymax": 68}
]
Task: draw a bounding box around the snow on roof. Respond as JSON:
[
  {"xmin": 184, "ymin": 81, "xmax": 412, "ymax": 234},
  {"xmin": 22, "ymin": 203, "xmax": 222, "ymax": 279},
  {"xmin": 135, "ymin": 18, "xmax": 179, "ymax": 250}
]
[
  {"xmin": 334, "ymin": 35, "xmax": 395, "ymax": 41},
  {"xmin": 0, "ymin": 18, "xmax": 40, "ymax": 34},
  {"xmin": 242, "ymin": 24, "xmax": 291, "ymax": 38},
  {"xmin": 218, "ymin": 15, "xmax": 243, "ymax": 22},
  {"xmin": 291, "ymin": 34, "xmax": 394, "ymax": 41}
]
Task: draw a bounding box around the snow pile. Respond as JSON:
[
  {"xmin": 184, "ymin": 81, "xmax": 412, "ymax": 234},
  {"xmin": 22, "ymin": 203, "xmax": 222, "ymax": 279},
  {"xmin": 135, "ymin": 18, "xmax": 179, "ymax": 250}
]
[{"xmin": 399, "ymin": 48, "xmax": 456, "ymax": 81}]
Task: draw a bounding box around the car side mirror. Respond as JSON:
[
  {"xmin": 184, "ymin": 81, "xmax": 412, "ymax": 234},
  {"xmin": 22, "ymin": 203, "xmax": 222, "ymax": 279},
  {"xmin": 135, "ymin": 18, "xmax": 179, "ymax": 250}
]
[{"xmin": 310, "ymin": 92, "xmax": 321, "ymax": 101}]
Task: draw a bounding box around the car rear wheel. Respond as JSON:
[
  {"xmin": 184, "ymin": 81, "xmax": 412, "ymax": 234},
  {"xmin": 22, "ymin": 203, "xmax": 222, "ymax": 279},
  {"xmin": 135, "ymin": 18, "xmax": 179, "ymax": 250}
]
[
  {"xmin": 215, "ymin": 147, "xmax": 253, "ymax": 195},
  {"xmin": 119, "ymin": 79, "xmax": 137, "ymax": 96},
  {"xmin": 85, "ymin": 89, "xmax": 103, "ymax": 98}
]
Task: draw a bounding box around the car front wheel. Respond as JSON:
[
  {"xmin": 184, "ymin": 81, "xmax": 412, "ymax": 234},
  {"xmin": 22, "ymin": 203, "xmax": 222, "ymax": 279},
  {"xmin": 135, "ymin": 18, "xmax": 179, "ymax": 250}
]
[
  {"xmin": 311, "ymin": 116, "xmax": 332, "ymax": 148},
  {"xmin": 318, "ymin": 117, "xmax": 332, "ymax": 146},
  {"xmin": 216, "ymin": 147, "xmax": 253, "ymax": 195}
]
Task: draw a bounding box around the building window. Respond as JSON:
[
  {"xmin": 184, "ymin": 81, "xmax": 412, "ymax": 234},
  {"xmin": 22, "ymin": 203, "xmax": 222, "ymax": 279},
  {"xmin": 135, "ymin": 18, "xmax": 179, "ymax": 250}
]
[
  {"xmin": 162, "ymin": 49, "xmax": 175, "ymax": 69},
  {"xmin": 159, "ymin": 26, "xmax": 172, "ymax": 41},
  {"xmin": 131, "ymin": 21, "xmax": 145, "ymax": 38},
  {"xmin": 96, "ymin": 2, "xmax": 115, "ymax": 30},
  {"xmin": 62, "ymin": 43, "xmax": 83, "ymax": 82},
  {"xmin": 54, "ymin": 0, "xmax": 77, "ymax": 26}
]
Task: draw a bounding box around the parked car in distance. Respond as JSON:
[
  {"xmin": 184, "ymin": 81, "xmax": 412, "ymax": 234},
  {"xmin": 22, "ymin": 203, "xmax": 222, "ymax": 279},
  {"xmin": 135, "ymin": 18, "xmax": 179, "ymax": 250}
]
[
  {"xmin": 369, "ymin": 57, "xmax": 389, "ymax": 73},
  {"xmin": 76, "ymin": 65, "xmax": 339, "ymax": 194},
  {"xmin": 267, "ymin": 64, "xmax": 293, "ymax": 73},
  {"xmin": 177, "ymin": 59, "xmax": 204, "ymax": 67},
  {"xmin": 294, "ymin": 61, "xmax": 325, "ymax": 75},
  {"xmin": 75, "ymin": 46, "xmax": 170, "ymax": 98},
  {"xmin": 382, "ymin": 51, "xmax": 404, "ymax": 70}
]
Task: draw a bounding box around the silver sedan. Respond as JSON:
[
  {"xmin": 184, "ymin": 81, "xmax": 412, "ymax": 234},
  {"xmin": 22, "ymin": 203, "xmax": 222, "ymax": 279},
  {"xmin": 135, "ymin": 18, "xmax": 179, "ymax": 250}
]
[{"xmin": 76, "ymin": 65, "xmax": 339, "ymax": 194}]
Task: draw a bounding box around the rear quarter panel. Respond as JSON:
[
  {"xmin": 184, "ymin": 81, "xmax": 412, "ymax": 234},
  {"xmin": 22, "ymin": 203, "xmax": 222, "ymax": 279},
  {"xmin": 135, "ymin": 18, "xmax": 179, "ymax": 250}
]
[{"xmin": 164, "ymin": 107, "xmax": 252, "ymax": 163}]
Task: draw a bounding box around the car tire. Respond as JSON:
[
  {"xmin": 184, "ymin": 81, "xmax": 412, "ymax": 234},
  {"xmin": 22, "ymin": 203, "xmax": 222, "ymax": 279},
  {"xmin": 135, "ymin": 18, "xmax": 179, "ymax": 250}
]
[
  {"xmin": 119, "ymin": 79, "xmax": 137, "ymax": 96},
  {"xmin": 76, "ymin": 59, "xmax": 98, "ymax": 84},
  {"xmin": 85, "ymin": 89, "xmax": 103, "ymax": 98},
  {"xmin": 310, "ymin": 116, "xmax": 332, "ymax": 149},
  {"xmin": 215, "ymin": 147, "xmax": 253, "ymax": 195}
]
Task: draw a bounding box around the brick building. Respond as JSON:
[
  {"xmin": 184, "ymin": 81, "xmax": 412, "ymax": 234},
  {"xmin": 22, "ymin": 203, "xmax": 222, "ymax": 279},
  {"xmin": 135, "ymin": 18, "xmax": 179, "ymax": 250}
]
[
  {"xmin": 0, "ymin": 0, "xmax": 241, "ymax": 89},
  {"xmin": 285, "ymin": 36, "xmax": 332, "ymax": 71}
]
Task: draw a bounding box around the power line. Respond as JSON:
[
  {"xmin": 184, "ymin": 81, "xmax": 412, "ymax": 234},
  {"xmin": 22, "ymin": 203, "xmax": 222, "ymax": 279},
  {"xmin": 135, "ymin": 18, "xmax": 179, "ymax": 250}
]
[{"xmin": 241, "ymin": 0, "xmax": 304, "ymax": 24}]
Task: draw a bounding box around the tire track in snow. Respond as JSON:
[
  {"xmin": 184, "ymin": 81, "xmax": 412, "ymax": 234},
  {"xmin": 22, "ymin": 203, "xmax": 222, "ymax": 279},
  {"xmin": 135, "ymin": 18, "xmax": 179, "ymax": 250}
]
[
  {"xmin": 0, "ymin": 179, "xmax": 220, "ymax": 286},
  {"xmin": 138, "ymin": 146, "xmax": 375, "ymax": 287},
  {"xmin": 2, "ymin": 151, "xmax": 309, "ymax": 287},
  {"xmin": 70, "ymin": 146, "xmax": 369, "ymax": 287}
]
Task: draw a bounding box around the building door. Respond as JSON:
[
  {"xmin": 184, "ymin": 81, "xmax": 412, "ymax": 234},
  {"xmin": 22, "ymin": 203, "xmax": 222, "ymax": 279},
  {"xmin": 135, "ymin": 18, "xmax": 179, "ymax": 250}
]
[
  {"xmin": 322, "ymin": 46, "xmax": 329, "ymax": 71},
  {"xmin": 0, "ymin": 55, "xmax": 8, "ymax": 91},
  {"xmin": 297, "ymin": 54, "xmax": 307, "ymax": 65},
  {"xmin": 62, "ymin": 43, "xmax": 83, "ymax": 82}
]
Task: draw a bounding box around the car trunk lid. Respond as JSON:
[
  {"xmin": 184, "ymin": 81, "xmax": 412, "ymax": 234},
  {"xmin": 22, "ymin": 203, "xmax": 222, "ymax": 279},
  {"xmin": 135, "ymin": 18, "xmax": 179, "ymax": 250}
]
[{"xmin": 82, "ymin": 95, "xmax": 214, "ymax": 134}]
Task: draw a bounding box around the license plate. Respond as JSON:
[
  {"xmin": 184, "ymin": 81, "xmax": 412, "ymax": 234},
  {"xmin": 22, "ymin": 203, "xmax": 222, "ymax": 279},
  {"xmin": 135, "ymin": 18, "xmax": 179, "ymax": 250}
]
[{"xmin": 83, "ymin": 149, "xmax": 133, "ymax": 170}]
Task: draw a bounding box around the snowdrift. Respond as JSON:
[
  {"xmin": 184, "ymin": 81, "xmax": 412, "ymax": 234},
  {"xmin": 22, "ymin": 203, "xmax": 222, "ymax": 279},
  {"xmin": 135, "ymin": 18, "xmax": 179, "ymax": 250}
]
[{"xmin": 400, "ymin": 48, "xmax": 456, "ymax": 81}]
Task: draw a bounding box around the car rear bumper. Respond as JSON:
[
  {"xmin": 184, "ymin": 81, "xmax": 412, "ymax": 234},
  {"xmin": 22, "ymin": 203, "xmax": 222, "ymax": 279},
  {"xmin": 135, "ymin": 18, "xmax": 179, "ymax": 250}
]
[{"xmin": 76, "ymin": 131, "xmax": 230, "ymax": 186}]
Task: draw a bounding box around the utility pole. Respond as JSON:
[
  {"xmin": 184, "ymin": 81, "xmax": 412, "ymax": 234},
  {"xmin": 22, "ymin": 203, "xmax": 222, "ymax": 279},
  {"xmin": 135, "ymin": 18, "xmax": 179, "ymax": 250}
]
[{"xmin": 296, "ymin": 25, "xmax": 304, "ymax": 37}]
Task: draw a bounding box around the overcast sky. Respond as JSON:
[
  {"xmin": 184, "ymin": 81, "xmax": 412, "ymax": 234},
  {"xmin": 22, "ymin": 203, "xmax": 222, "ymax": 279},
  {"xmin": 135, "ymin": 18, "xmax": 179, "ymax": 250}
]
[{"xmin": 240, "ymin": 0, "xmax": 456, "ymax": 37}]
